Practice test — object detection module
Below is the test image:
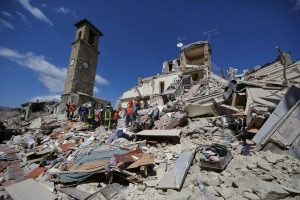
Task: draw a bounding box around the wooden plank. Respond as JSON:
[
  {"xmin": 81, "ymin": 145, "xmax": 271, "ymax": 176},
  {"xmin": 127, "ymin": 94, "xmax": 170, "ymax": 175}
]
[
  {"xmin": 135, "ymin": 129, "xmax": 181, "ymax": 138},
  {"xmin": 126, "ymin": 154, "xmax": 154, "ymax": 169}
]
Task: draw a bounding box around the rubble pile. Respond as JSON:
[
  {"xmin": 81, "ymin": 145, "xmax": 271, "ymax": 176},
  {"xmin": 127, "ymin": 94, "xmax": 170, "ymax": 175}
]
[
  {"xmin": 0, "ymin": 101, "xmax": 59, "ymax": 130},
  {"xmin": 0, "ymin": 71, "xmax": 299, "ymax": 200},
  {"xmin": 0, "ymin": 107, "xmax": 24, "ymax": 130}
]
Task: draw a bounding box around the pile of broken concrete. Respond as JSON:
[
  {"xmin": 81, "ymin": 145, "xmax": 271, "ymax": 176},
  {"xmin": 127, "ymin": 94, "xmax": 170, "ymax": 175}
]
[{"xmin": 0, "ymin": 72, "xmax": 299, "ymax": 200}]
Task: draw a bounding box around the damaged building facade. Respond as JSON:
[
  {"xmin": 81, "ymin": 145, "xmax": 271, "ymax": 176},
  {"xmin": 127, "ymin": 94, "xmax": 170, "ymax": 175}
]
[{"xmin": 117, "ymin": 41, "xmax": 211, "ymax": 108}]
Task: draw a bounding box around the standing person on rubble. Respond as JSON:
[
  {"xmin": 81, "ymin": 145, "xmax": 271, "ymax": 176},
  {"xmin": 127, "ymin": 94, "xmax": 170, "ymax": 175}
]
[
  {"xmin": 95, "ymin": 109, "xmax": 103, "ymax": 126},
  {"xmin": 132, "ymin": 99, "xmax": 139, "ymax": 125},
  {"xmin": 134, "ymin": 98, "xmax": 141, "ymax": 111},
  {"xmin": 100, "ymin": 108, "xmax": 105, "ymax": 125},
  {"xmin": 104, "ymin": 103, "xmax": 114, "ymax": 130},
  {"xmin": 78, "ymin": 104, "xmax": 85, "ymax": 122},
  {"xmin": 127, "ymin": 99, "xmax": 133, "ymax": 108},
  {"xmin": 82, "ymin": 103, "xmax": 88, "ymax": 122},
  {"xmin": 143, "ymin": 99, "xmax": 149, "ymax": 109},
  {"xmin": 68, "ymin": 103, "xmax": 76, "ymax": 121},
  {"xmin": 66, "ymin": 103, "xmax": 70, "ymax": 120},
  {"xmin": 126, "ymin": 103, "xmax": 135, "ymax": 127},
  {"xmin": 113, "ymin": 109, "xmax": 119, "ymax": 129},
  {"xmin": 87, "ymin": 102, "xmax": 95, "ymax": 126}
]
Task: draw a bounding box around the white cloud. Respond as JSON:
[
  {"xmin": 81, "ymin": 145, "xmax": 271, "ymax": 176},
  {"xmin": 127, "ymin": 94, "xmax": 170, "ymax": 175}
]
[
  {"xmin": 291, "ymin": 0, "xmax": 300, "ymax": 10},
  {"xmin": 15, "ymin": 11, "xmax": 31, "ymax": 28},
  {"xmin": 0, "ymin": 18, "xmax": 14, "ymax": 30},
  {"xmin": 41, "ymin": 3, "xmax": 48, "ymax": 8},
  {"xmin": 56, "ymin": 6, "xmax": 70, "ymax": 14},
  {"xmin": 29, "ymin": 94, "xmax": 61, "ymax": 102},
  {"xmin": 95, "ymin": 74, "xmax": 109, "ymax": 85},
  {"xmin": 0, "ymin": 46, "xmax": 66, "ymax": 93},
  {"xmin": 94, "ymin": 86, "xmax": 100, "ymax": 93},
  {"xmin": 17, "ymin": 0, "xmax": 53, "ymax": 26},
  {"xmin": 0, "ymin": 46, "xmax": 109, "ymax": 95},
  {"xmin": 55, "ymin": 6, "xmax": 77, "ymax": 19},
  {"xmin": 1, "ymin": 11, "xmax": 13, "ymax": 18}
]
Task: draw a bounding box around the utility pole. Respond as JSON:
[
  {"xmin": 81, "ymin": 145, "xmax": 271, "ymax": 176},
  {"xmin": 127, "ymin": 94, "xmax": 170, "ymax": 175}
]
[{"xmin": 276, "ymin": 46, "xmax": 288, "ymax": 86}]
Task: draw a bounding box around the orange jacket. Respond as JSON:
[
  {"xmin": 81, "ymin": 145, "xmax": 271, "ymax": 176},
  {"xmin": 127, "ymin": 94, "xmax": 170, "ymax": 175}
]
[
  {"xmin": 114, "ymin": 111, "xmax": 119, "ymax": 121},
  {"xmin": 69, "ymin": 104, "xmax": 76, "ymax": 113},
  {"xmin": 127, "ymin": 107, "xmax": 133, "ymax": 115}
]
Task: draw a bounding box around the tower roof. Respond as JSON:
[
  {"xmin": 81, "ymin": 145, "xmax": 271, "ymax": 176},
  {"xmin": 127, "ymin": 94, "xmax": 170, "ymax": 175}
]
[{"xmin": 74, "ymin": 19, "xmax": 103, "ymax": 36}]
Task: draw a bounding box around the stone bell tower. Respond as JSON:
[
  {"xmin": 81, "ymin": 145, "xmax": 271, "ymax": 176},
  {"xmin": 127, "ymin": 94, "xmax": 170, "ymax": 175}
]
[
  {"xmin": 64, "ymin": 19, "xmax": 103, "ymax": 96},
  {"xmin": 58, "ymin": 19, "xmax": 107, "ymax": 113}
]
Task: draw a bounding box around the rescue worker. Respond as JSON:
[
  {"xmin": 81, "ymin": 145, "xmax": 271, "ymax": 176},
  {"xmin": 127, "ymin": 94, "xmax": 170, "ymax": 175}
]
[
  {"xmin": 66, "ymin": 103, "xmax": 70, "ymax": 120},
  {"xmin": 126, "ymin": 105, "xmax": 134, "ymax": 126},
  {"xmin": 127, "ymin": 99, "xmax": 133, "ymax": 108},
  {"xmin": 78, "ymin": 104, "xmax": 85, "ymax": 121},
  {"xmin": 82, "ymin": 103, "xmax": 88, "ymax": 122},
  {"xmin": 68, "ymin": 103, "xmax": 76, "ymax": 120},
  {"xmin": 95, "ymin": 109, "xmax": 103, "ymax": 126},
  {"xmin": 113, "ymin": 109, "xmax": 119, "ymax": 129},
  {"xmin": 87, "ymin": 102, "xmax": 95, "ymax": 125},
  {"xmin": 134, "ymin": 98, "xmax": 141, "ymax": 110},
  {"xmin": 104, "ymin": 104, "xmax": 114, "ymax": 130}
]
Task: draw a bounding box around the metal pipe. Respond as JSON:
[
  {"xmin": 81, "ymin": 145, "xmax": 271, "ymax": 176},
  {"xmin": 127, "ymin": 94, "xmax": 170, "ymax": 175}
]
[{"xmin": 276, "ymin": 46, "xmax": 288, "ymax": 86}]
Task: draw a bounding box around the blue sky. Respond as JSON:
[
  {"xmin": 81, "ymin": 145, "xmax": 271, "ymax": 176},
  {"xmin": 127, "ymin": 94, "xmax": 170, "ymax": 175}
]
[{"xmin": 0, "ymin": 0, "xmax": 300, "ymax": 107}]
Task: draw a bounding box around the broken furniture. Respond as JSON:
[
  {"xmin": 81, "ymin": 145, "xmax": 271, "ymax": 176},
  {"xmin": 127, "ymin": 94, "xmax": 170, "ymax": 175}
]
[{"xmin": 198, "ymin": 144, "xmax": 233, "ymax": 171}]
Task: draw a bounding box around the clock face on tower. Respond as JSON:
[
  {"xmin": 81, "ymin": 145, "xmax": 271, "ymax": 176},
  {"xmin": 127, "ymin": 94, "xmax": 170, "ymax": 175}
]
[
  {"xmin": 83, "ymin": 62, "xmax": 89, "ymax": 69},
  {"xmin": 70, "ymin": 59, "xmax": 74, "ymax": 66}
]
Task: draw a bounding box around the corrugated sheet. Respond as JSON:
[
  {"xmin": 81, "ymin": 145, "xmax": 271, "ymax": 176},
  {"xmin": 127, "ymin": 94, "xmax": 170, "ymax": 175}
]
[
  {"xmin": 59, "ymin": 145, "xmax": 128, "ymax": 183},
  {"xmin": 25, "ymin": 167, "xmax": 47, "ymax": 178}
]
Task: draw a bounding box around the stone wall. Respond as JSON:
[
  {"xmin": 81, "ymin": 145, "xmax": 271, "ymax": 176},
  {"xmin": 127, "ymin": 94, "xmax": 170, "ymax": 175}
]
[{"xmin": 64, "ymin": 40, "xmax": 99, "ymax": 96}]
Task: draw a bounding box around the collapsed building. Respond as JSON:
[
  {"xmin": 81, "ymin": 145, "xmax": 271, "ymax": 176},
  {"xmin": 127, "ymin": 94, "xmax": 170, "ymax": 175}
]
[
  {"xmin": 0, "ymin": 19, "xmax": 300, "ymax": 200},
  {"xmin": 117, "ymin": 41, "xmax": 211, "ymax": 108},
  {"xmin": 246, "ymin": 52, "xmax": 300, "ymax": 84}
]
